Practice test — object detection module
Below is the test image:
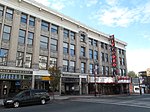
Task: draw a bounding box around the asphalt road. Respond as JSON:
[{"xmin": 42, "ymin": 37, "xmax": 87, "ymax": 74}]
[{"xmin": 1, "ymin": 95, "xmax": 150, "ymax": 112}]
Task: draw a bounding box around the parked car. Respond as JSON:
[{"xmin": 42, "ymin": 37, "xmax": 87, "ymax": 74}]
[{"xmin": 3, "ymin": 89, "xmax": 50, "ymax": 108}]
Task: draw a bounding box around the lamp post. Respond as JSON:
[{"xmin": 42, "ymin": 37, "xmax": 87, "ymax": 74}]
[{"xmin": 138, "ymin": 76, "xmax": 142, "ymax": 95}]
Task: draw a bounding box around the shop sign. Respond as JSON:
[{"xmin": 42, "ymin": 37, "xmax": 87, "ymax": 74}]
[
  {"xmin": 41, "ymin": 76, "xmax": 54, "ymax": 81},
  {"xmin": 0, "ymin": 74, "xmax": 21, "ymax": 80},
  {"xmin": 0, "ymin": 69, "xmax": 33, "ymax": 74},
  {"xmin": 117, "ymin": 76, "xmax": 131, "ymax": 83},
  {"xmin": 89, "ymin": 77, "xmax": 115, "ymax": 83}
]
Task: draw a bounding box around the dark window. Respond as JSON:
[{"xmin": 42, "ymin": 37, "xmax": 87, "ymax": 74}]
[
  {"xmin": 2, "ymin": 25, "xmax": 11, "ymax": 40},
  {"xmin": 94, "ymin": 51, "xmax": 98, "ymax": 60},
  {"xmin": 80, "ymin": 34, "xmax": 85, "ymax": 42},
  {"xmin": 41, "ymin": 21, "xmax": 49, "ymax": 31},
  {"xmin": 5, "ymin": 8, "xmax": 13, "ymax": 20},
  {"xmin": 63, "ymin": 60, "xmax": 69, "ymax": 72},
  {"xmin": 93, "ymin": 40, "xmax": 97, "ymax": 46},
  {"xmin": 0, "ymin": 49, "xmax": 8, "ymax": 66},
  {"xmin": 50, "ymin": 38, "xmax": 58, "ymax": 51},
  {"xmin": 70, "ymin": 44, "xmax": 75, "ymax": 56},
  {"xmin": 21, "ymin": 13, "xmax": 27, "ymax": 24},
  {"xmin": 63, "ymin": 42, "xmax": 69, "ymax": 54},
  {"xmin": 101, "ymin": 42, "xmax": 104, "ymax": 48},
  {"xmin": 81, "ymin": 62, "xmax": 86, "ymax": 73},
  {"xmin": 51, "ymin": 24, "xmax": 58, "ymax": 34},
  {"xmin": 81, "ymin": 46, "xmax": 85, "ymax": 57},
  {"xmin": 40, "ymin": 35, "xmax": 48, "ymax": 49},
  {"xmin": 70, "ymin": 31, "xmax": 75, "ymax": 40},
  {"xmin": 101, "ymin": 52, "xmax": 105, "ymax": 62},
  {"xmin": 39, "ymin": 56, "xmax": 48, "ymax": 70},
  {"xmin": 25, "ymin": 53, "xmax": 32, "ymax": 68},
  {"xmin": 105, "ymin": 53, "xmax": 108, "ymax": 62},
  {"xmin": 16, "ymin": 52, "xmax": 24, "ymax": 67},
  {"xmin": 18, "ymin": 30, "xmax": 26, "ymax": 44},
  {"xmin": 89, "ymin": 49, "xmax": 93, "ymax": 59},
  {"xmin": 102, "ymin": 66, "xmax": 105, "ymax": 75},
  {"xmin": 29, "ymin": 16, "xmax": 35, "ymax": 26},
  {"xmin": 63, "ymin": 29, "xmax": 69, "ymax": 37},
  {"xmin": 105, "ymin": 44, "xmax": 108, "ymax": 50},
  {"xmin": 27, "ymin": 32, "xmax": 34, "ymax": 45},
  {"xmin": 0, "ymin": 5, "xmax": 4, "ymax": 17}
]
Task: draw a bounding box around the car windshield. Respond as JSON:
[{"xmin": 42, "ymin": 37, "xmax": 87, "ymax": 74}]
[{"xmin": 15, "ymin": 90, "xmax": 28, "ymax": 97}]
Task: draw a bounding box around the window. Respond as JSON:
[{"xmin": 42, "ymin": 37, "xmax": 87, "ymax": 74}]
[
  {"xmin": 119, "ymin": 49, "xmax": 121, "ymax": 54},
  {"xmin": 18, "ymin": 30, "xmax": 26, "ymax": 44},
  {"xmin": 120, "ymin": 69, "xmax": 123, "ymax": 76},
  {"xmin": 93, "ymin": 40, "xmax": 97, "ymax": 46},
  {"xmin": 50, "ymin": 38, "xmax": 58, "ymax": 51},
  {"xmin": 89, "ymin": 38, "xmax": 93, "ymax": 45},
  {"xmin": 29, "ymin": 16, "xmax": 35, "ymax": 26},
  {"xmin": 89, "ymin": 49, "xmax": 93, "ymax": 59},
  {"xmin": 122, "ymin": 50, "xmax": 124, "ymax": 55},
  {"xmin": 0, "ymin": 49, "xmax": 8, "ymax": 66},
  {"xmin": 51, "ymin": 24, "xmax": 58, "ymax": 34},
  {"xmin": 16, "ymin": 52, "xmax": 24, "ymax": 67},
  {"xmin": 63, "ymin": 29, "xmax": 69, "ymax": 37},
  {"xmin": 39, "ymin": 56, "xmax": 48, "ymax": 69},
  {"xmin": 27, "ymin": 32, "xmax": 34, "ymax": 45},
  {"xmin": 89, "ymin": 64, "xmax": 93, "ymax": 74},
  {"xmin": 2, "ymin": 25, "xmax": 11, "ymax": 40},
  {"xmin": 63, "ymin": 60, "xmax": 69, "ymax": 72},
  {"xmin": 50, "ymin": 57, "xmax": 57, "ymax": 67},
  {"xmin": 70, "ymin": 44, "xmax": 75, "ymax": 56},
  {"xmin": 0, "ymin": 24, "xmax": 1, "ymax": 34},
  {"xmin": 70, "ymin": 61, "xmax": 75, "ymax": 72},
  {"xmin": 105, "ymin": 44, "xmax": 108, "ymax": 50},
  {"xmin": 81, "ymin": 62, "xmax": 86, "ymax": 73},
  {"xmin": 5, "ymin": 8, "xmax": 13, "ymax": 20},
  {"xmin": 119, "ymin": 57, "xmax": 122, "ymax": 65},
  {"xmin": 101, "ymin": 52, "xmax": 105, "ymax": 62},
  {"xmin": 105, "ymin": 53, "xmax": 108, "ymax": 62},
  {"xmin": 102, "ymin": 66, "xmax": 105, "ymax": 75},
  {"xmin": 63, "ymin": 42, "xmax": 69, "ymax": 54},
  {"xmin": 40, "ymin": 35, "xmax": 48, "ymax": 49},
  {"xmin": 94, "ymin": 51, "xmax": 98, "ymax": 60},
  {"xmin": 80, "ymin": 34, "xmax": 85, "ymax": 42},
  {"xmin": 0, "ymin": 5, "xmax": 4, "ymax": 17},
  {"xmin": 21, "ymin": 13, "xmax": 27, "ymax": 24},
  {"xmin": 122, "ymin": 58, "xmax": 125, "ymax": 65},
  {"xmin": 25, "ymin": 53, "xmax": 32, "ymax": 68},
  {"xmin": 41, "ymin": 21, "xmax": 49, "ymax": 31},
  {"xmin": 81, "ymin": 46, "xmax": 85, "ymax": 57},
  {"xmin": 70, "ymin": 31, "xmax": 75, "ymax": 40},
  {"xmin": 101, "ymin": 42, "xmax": 104, "ymax": 48},
  {"xmin": 105, "ymin": 66, "xmax": 109, "ymax": 76}
]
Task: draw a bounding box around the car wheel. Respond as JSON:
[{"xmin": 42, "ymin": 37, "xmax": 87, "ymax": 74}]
[
  {"xmin": 41, "ymin": 99, "xmax": 46, "ymax": 105},
  {"xmin": 13, "ymin": 101, "xmax": 19, "ymax": 108}
]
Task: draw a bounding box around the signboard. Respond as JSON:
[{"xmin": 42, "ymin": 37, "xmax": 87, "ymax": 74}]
[
  {"xmin": 41, "ymin": 76, "xmax": 54, "ymax": 81},
  {"xmin": 0, "ymin": 69, "xmax": 33, "ymax": 74},
  {"xmin": 89, "ymin": 77, "xmax": 115, "ymax": 83},
  {"xmin": 117, "ymin": 76, "xmax": 131, "ymax": 83}
]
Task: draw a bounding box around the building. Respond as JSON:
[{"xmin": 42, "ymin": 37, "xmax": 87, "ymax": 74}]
[{"xmin": 0, "ymin": 0, "xmax": 129, "ymax": 98}]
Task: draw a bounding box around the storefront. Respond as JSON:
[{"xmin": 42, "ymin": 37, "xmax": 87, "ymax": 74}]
[{"xmin": 0, "ymin": 68, "xmax": 33, "ymax": 98}]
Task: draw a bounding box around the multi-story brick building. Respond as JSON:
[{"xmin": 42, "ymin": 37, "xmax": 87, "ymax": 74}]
[{"xmin": 0, "ymin": 0, "xmax": 130, "ymax": 98}]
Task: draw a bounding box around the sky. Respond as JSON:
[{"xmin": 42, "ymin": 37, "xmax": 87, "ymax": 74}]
[{"xmin": 34, "ymin": 0, "xmax": 150, "ymax": 74}]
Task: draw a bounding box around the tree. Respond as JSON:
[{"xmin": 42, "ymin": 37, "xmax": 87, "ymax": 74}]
[
  {"xmin": 48, "ymin": 66, "xmax": 61, "ymax": 99},
  {"xmin": 128, "ymin": 71, "xmax": 138, "ymax": 78}
]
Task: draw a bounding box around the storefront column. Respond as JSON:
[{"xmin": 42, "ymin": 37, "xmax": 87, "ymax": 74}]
[{"xmin": 79, "ymin": 77, "xmax": 82, "ymax": 95}]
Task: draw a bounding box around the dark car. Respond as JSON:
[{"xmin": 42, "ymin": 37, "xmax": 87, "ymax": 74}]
[{"xmin": 3, "ymin": 89, "xmax": 50, "ymax": 108}]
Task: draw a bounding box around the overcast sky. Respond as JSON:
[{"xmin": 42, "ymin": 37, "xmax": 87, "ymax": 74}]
[{"xmin": 33, "ymin": 0, "xmax": 150, "ymax": 73}]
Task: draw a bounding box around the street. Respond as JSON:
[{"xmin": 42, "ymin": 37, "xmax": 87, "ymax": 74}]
[{"xmin": 1, "ymin": 95, "xmax": 150, "ymax": 112}]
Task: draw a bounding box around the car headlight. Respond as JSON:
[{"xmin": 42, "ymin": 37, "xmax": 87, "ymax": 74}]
[{"xmin": 6, "ymin": 100, "xmax": 14, "ymax": 103}]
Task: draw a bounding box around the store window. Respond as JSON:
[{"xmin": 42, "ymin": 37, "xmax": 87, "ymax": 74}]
[
  {"xmin": 25, "ymin": 53, "xmax": 32, "ymax": 68},
  {"xmin": 2, "ymin": 25, "xmax": 11, "ymax": 40},
  {"xmin": 50, "ymin": 38, "xmax": 58, "ymax": 51},
  {"xmin": 40, "ymin": 35, "xmax": 48, "ymax": 49},
  {"xmin": 0, "ymin": 49, "xmax": 8, "ymax": 66},
  {"xmin": 16, "ymin": 52, "xmax": 24, "ymax": 67},
  {"xmin": 18, "ymin": 29, "xmax": 26, "ymax": 44},
  {"xmin": 39, "ymin": 56, "xmax": 48, "ymax": 70}
]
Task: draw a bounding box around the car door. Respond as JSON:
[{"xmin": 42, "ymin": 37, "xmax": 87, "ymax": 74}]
[{"xmin": 20, "ymin": 90, "xmax": 32, "ymax": 105}]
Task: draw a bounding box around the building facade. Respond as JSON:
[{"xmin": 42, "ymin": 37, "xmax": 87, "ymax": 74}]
[{"xmin": 0, "ymin": 0, "xmax": 129, "ymax": 98}]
